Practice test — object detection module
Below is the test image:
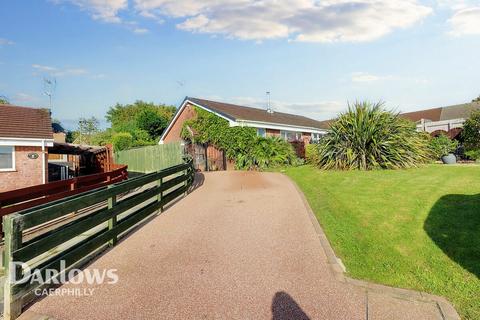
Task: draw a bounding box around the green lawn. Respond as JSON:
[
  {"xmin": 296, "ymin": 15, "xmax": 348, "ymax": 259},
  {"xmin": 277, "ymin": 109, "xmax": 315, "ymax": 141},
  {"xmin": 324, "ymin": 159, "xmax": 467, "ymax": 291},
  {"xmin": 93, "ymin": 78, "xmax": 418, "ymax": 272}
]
[{"xmin": 284, "ymin": 164, "xmax": 480, "ymax": 320}]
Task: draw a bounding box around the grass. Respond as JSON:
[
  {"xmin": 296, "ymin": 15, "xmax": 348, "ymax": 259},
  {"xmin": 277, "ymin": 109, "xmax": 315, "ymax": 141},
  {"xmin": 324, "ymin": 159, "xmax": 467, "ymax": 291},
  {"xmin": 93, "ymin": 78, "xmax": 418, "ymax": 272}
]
[{"xmin": 284, "ymin": 164, "xmax": 480, "ymax": 320}]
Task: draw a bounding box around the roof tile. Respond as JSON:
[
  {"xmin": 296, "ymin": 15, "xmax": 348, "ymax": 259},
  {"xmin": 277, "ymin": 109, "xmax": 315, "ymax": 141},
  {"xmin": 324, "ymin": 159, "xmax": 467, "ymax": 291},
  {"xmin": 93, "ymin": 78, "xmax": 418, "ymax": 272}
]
[
  {"xmin": 188, "ymin": 97, "xmax": 329, "ymax": 130},
  {"xmin": 0, "ymin": 104, "xmax": 53, "ymax": 139}
]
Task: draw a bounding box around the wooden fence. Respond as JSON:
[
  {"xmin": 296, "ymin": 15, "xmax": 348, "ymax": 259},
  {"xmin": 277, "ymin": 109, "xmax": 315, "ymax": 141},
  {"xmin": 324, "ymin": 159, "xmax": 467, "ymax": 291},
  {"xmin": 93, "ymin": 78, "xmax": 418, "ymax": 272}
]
[
  {"xmin": 115, "ymin": 143, "xmax": 183, "ymax": 173},
  {"xmin": 2, "ymin": 159, "xmax": 194, "ymax": 320},
  {"xmin": 0, "ymin": 164, "xmax": 128, "ymax": 218}
]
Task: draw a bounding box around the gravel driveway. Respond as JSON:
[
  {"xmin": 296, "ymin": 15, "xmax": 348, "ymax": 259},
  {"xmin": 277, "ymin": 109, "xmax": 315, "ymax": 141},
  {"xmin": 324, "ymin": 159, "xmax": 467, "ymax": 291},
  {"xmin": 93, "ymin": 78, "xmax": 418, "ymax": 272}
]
[{"xmin": 22, "ymin": 171, "xmax": 456, "ymax": 320}]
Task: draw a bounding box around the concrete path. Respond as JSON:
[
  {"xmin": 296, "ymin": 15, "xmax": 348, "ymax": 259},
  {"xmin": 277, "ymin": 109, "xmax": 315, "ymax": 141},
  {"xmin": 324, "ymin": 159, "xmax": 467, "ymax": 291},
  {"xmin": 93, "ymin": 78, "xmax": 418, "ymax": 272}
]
[{"xmin": 23, "ymin": 172, "xmax": 457, "ymax": 320}]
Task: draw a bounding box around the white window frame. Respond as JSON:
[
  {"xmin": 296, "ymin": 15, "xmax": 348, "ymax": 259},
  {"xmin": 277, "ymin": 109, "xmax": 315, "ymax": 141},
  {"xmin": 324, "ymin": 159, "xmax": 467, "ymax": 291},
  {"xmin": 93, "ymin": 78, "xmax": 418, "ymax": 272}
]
[
  {"xmin": 280, "ymin": 130, "xmax": 302, "ymax": 141},
  {"xmin": 0, "ymin": 146, "xmax": 15, "ymax": 172},
  {"xmin": 257, "ymin": 128, "xmax": 266, "ymax": 137}
]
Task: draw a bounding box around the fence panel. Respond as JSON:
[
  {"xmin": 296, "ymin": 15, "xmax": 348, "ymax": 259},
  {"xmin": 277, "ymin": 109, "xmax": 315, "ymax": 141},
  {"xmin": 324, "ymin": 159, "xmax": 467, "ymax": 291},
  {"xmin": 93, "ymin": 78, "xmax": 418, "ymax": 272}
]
[
  {"xmin": 2, "ymin": 159, "xmax": 194, "ymax": 320},
  {"xmin": 114, "ymin": 143, "xmax": 183, "ymax": 174},
  {"xmin": 0, "ymin": 165, "xmax": 128, "ymax": 217}
]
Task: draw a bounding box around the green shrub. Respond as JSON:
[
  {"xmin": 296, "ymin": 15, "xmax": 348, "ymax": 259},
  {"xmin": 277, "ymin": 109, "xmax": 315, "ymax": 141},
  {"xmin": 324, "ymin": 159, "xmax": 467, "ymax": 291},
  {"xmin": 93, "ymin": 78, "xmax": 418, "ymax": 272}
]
[
  {"xmin": 462, "ymin": 110, "xmax": 480, "ymax": 151},
  {"xmin": 465, "ymin": 149, "xmax": 480, "ymax": 162},
  {"xmin": 317, "ymin": 101, "xmax": 429, "ymax": 170},
  {"xmin": 112, "ymin": 132, "xmax": 134, "ymax": 151},
  {"xmin": 429, "ymin": 134, "xmax": 458, "ymax": 159},
  {"xmin": 305, "ymin": 143, "xmax": 320, "ymax": 164}
]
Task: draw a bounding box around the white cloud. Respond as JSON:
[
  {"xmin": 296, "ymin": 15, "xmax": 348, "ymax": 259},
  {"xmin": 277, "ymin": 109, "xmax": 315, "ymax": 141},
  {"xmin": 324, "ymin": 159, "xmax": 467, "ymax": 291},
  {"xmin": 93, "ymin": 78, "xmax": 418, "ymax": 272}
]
[
  {"xmin": 13, "ymin": 93, "xmax": 39, "ymax": 104},
  {"xmin": 32, "ymin": 64, "xmax": 89, "ymax": 77},
  {"xmin": 133, "ymin": 27, "xmax": 149, "ymax": 34},
  {"xmin": 448, "ymin": 7, "xmax": 480, "ymax": 35},
  {"xmin": 351, "ymin": 72, "xmax": 392, "ymax": 83},
  {"xmin": 133, "ymin": 0, "xmax": 432, "ymax": 42},
  {"xmin": 350, "ymin": 72, "xmax": 430, "ymax": 84},
  {"xmin": 0, "ymin": 38, "xmax": 14, "ymax": 46},
  {"xmin": 52, "ymin": 0, "xmax": 433, "ymax": 42},
  {"xmin": 60, "ymin": 0, "xmax": 128, "ymax": 23}
]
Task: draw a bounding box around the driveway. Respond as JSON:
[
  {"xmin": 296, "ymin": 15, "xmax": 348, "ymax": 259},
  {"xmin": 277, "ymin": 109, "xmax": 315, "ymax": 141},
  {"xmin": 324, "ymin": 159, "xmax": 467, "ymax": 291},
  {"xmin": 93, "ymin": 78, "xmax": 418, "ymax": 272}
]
[{"xmin": 23, "ymin": 172, "xmax": 456, "ymax": 320}]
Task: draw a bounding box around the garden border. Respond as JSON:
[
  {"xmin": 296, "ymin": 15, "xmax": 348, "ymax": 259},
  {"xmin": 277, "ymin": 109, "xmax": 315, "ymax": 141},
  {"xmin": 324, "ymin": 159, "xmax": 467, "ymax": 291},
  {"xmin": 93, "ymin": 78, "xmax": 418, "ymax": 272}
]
[{"xmin": 286, "ymin": 175, "xmax": 460, "ymax": 320}]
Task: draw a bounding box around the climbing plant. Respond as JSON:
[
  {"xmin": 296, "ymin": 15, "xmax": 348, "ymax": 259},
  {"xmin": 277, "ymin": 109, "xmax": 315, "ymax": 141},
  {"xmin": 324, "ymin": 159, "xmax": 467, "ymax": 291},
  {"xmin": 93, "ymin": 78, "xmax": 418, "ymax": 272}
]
[{"xmin": 181, "ymin": 107, "xmax": 300, "ymax": 170}]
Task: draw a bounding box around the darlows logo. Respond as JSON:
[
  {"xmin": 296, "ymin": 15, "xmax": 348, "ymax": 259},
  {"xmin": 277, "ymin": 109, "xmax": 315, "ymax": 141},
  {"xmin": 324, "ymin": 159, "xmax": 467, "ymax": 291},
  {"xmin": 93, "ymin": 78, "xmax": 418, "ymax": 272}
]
[{"xmin": 9, "ymin": 260, "xmax": 119, "ymax": 296}]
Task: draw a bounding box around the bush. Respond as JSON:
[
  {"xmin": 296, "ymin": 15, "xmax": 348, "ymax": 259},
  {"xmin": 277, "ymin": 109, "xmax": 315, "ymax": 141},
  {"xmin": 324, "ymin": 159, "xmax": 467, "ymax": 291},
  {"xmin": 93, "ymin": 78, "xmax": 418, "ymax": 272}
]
[
  {"xmin": 112, "ymin": 132, "xmax": 134, "ymax": 151},
  {"xmin": 305, "ymin": 144, "xmax": 320, "ymax": 164},
  {"xmin": 429, "ymin": 134, "xmax": 458, "ymax": 160},
  {"xmin": 230, "ymin": 136, "xmax": 300, "ymax": 170},
  {"xmin": 462, "ymin": 110, "xmax": 480, "ymax": 151},
  {"xmin": 465, "ymin": 149, "xmax": 480, "ymax": 162},
  {"xmin": 317, "ymin": 101, "xmax": 429, "ymax": 170}
]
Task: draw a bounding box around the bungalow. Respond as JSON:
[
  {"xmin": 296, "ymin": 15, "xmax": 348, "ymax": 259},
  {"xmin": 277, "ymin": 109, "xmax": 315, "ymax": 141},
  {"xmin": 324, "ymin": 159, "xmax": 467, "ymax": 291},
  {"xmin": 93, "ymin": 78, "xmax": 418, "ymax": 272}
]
[
  {"xmin": 160, "ymin": 97, "xmax": 329, "ymax": 144},
  {"xmin": 0, "ymin": 105, "xmax": 54, "ymax": 192},
  {"xmin": 400, "ymin": 101, "xmax": 480, "ymax": 139},
  {"xmin": 159, "ymin": 97, "xmax": 329, "ymax": 171}
]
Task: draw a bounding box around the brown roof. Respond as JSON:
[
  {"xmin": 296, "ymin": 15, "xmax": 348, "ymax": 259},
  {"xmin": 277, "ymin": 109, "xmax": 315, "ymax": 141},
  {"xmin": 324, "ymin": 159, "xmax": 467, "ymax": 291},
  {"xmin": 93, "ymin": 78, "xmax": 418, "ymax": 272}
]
[
  {"xmin": 0, "ymin": 105, "xmax": 53, "ymax": 139},
  {"xmin": 400, "ymin": 107, "xmax": 442, "ymax": 122},
  {"xmin": 188, "ymin": 97, "xmax": 329, "ymax": 130},
  {"xmin": 400, "ymin": 102, "xmax": 480, "ymax": 123},
  {"xmin": 439, "ymin": 101, "xmax": 480, "ymax": 120}
]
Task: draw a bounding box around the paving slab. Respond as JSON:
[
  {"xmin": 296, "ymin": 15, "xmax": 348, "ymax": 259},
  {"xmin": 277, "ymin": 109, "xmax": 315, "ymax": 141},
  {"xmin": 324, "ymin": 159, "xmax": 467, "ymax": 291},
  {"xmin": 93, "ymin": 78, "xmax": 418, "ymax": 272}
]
[{"xmin": 21, "ymin": 171, "xmax": 455, "ymax": 320}]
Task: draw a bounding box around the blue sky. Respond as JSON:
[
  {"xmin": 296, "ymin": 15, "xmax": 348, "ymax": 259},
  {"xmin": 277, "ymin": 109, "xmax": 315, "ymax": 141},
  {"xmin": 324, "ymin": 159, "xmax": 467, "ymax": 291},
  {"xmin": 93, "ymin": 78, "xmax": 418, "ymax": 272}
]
[{"xmin": 1, "ymin": 0, "xmax": 479, "ymax": 129}]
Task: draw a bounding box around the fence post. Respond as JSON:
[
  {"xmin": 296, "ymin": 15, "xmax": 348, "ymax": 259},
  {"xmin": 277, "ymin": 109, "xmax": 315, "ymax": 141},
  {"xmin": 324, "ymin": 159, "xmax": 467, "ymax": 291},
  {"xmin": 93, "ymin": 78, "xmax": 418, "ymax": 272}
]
[
  {"xmin": 157, "ymin": 177, "xmax": 163, "ymax": 213},
  {"xmin": 107, "ymin": 185, "xmax": 117, "ymax": 247},
  {"xmin": 4, "ymin": 213, "xmax": 23, "ymax": 320}
]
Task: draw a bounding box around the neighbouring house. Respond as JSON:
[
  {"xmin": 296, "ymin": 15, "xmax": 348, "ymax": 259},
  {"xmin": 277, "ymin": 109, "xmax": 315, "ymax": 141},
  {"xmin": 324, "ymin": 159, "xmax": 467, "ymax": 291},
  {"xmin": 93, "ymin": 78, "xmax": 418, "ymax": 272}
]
[
  {"xmin": 159, "ymin": 97, "xmax": 329, "ymax": 170},
  {"xmin": 400, "ymin": 101, "xmax": 480, "ymax": 139},
  {"xmin": 0, "ymin": 104, "xmax": 54, "ymax": 192}
]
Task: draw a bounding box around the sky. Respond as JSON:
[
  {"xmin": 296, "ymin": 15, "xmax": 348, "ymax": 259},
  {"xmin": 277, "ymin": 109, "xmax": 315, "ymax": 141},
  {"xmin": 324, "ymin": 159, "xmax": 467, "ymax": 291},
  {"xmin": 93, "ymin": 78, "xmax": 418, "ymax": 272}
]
[{"xmin": 1, "ymin": 0, "xmax": 480, "ymax": 129}]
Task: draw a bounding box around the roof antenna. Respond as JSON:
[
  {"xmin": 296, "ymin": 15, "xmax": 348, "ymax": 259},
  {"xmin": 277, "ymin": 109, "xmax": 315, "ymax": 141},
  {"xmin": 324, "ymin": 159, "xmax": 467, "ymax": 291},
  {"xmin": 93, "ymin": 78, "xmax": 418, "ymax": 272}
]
[
  {"xmin": 43, "ymin": 77, "xmax": 56, "ymax": 109},
  {"xmin": 266, "ymin": 91, "xmax": 274, "ymax": 114}
]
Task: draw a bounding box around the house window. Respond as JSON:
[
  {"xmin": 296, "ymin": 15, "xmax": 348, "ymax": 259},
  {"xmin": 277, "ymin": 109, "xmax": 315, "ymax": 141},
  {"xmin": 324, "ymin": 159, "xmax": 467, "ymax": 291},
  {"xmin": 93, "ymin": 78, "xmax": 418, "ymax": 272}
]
[
  {"xmin": 280, "ymin": 131, "xmax": 301, "ymax": 141},
  {"xmin": 257, "ymin": 128, "xmax": 266, "ymax": 137},
  {"xmin": 311, "ymin": 133, "xmax": 320, "ymax": 143},
  {"xmin": 0, "ymin": 146, "xmax": 14, "ymax": 171}
]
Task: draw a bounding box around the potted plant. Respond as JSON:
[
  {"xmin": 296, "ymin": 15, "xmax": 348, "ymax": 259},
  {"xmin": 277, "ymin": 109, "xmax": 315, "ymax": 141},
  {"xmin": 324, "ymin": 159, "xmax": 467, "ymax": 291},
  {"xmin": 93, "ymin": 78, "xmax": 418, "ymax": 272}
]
[{"xmin": 429, "ymin": 134, "xmax": 458, "ymax": 164}]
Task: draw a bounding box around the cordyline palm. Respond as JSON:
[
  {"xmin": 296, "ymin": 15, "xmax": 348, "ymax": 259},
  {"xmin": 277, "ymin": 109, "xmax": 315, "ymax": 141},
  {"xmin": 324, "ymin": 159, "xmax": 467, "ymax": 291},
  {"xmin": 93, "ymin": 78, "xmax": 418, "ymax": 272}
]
[{"xmin": 316, "ymin": 101, "xmax": 429, "ymax": 170}]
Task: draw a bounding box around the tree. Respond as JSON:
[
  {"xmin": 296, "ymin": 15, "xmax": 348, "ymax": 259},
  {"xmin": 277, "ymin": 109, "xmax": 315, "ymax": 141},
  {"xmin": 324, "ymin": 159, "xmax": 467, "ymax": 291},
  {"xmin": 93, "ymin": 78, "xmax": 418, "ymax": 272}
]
[
  {"xmin": 472, "ymin": 95, "xmax": 480, "ymax": 103},
  {"xmin": 315, "ymin": 101, "xmax": 429, "ymax": 170},
  {"xmin": 74, "ymin": 117, "xmax": 100, "ymax": 145},
  {"xmin": 0, "ymin": 95, "xmax": 10, "ymax": 104},
  {"xmin": 106, "ymin": 101, "xmax": 176, "ymax": 145},
  {"xmin": 112, "ymin": 132, "xmax": 133, "ymax": 151},
  {"xmin": 136, "ymin": 109, "xmax": 169, "ymax": 140},
  {"xmin": 462, "ymin": 110, "xmax": 480, "ymax": 150}
]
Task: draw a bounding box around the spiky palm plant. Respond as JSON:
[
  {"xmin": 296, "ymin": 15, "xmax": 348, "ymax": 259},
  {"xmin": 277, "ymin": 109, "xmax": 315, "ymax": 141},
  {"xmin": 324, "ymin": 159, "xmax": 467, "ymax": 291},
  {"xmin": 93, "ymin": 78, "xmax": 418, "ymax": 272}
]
[{"xmin": 316, "ymin": 101, "xmax": 429, "ymax": 170}]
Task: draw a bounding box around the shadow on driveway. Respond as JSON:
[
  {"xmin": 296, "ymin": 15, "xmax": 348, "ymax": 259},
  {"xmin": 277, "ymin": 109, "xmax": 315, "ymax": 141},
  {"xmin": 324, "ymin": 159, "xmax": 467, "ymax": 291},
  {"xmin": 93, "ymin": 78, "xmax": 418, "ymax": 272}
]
[
  {"xmin": 424, "ymin": 193, "xmax": 480, "ymax": 277},
  {"xmin": 272, "ymin": 291, "xmax": 310, "ymax": 320}
]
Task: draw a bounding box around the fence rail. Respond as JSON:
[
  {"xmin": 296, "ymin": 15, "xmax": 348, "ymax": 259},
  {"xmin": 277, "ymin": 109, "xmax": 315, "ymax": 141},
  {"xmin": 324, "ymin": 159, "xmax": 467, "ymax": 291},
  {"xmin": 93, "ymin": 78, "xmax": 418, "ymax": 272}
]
[
  {"xmin": 0, "ymin": 164, "xmax": 128, "ymax": 217},
  {"xmin": 115, "ymin": 143, "xmax": 183, "ymax": 173},
  {"xmin": 2, "ymin": 159, "xmax": 194, "ymax": 320}
]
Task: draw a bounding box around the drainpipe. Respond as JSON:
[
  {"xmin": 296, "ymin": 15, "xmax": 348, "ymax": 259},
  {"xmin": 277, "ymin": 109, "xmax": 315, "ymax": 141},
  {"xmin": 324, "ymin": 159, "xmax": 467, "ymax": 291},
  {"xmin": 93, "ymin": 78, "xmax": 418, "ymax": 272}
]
[{"xmin": 41, "ymin": 139, "xmax": 46, "ymax": 184}]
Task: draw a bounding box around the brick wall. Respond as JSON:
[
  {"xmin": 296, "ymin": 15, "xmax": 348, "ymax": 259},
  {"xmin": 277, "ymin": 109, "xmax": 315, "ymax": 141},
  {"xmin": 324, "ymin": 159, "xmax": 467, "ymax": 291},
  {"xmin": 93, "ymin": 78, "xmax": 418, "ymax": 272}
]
[
  {"xmin": 163, "ymin": 103, "xmax": 197, "ymax": 143},
  {"xmin": 0, "ymin": 146, "xmax": 47, "ymax": 192},
  {"xmin": 266, "ymin": 128, "xmax": 280, "ymax": 137},
  {"xmin": 301, "ymin": 132, "xmax": 312, "ymax": 144}
]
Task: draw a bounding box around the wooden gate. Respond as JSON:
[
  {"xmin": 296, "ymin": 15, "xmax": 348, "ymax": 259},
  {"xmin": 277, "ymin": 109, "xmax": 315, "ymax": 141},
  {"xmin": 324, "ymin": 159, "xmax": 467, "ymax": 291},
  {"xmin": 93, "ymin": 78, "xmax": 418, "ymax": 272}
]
[{"xmin": 184, "ymin": 142, "xmax": 226, "ymax": 171}]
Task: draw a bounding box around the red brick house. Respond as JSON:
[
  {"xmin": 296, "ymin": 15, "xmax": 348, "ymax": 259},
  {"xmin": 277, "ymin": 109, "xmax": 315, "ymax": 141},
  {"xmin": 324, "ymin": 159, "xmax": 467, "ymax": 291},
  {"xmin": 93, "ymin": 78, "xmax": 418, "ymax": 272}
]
[
  {"xmin": 400, "ymin": 101, "xmax": 480, "ymax": 139},
  {"xmin": 160, "ymin": 97, "xmax": 329, "ymax": 144},
  {"xmin": 159, "ymin": 97, "xmax": 329, "ymax": 170},
  {"xmin": 0, "ymin": 105, "xmax": 54, "ymax": 192}
]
